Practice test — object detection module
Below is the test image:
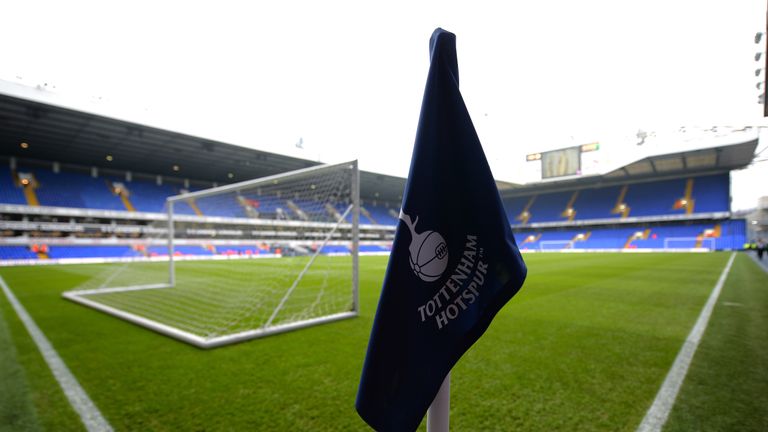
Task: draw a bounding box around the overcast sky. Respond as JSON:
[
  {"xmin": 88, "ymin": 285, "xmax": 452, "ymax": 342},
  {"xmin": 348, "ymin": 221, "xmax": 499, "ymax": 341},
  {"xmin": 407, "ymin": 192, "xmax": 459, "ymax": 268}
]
[{"xmin": 2, "ymin": 1, "xmax": 767, "ymax": 210}]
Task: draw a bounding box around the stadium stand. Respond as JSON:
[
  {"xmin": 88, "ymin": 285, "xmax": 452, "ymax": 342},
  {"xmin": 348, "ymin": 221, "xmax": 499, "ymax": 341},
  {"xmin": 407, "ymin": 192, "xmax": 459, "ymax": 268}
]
[
  {"xmin": 0, "ymin": 168, "xmax": 746, "ymax": 258},
  {"xmin": 514, "ymin": 220, "xmax": 745, "ymax": 252},
  {"xmin": 320, "ymin": 244, "xmax": 390, "ymax": 254},
  {"xmin": 0, "ymin": 246, "xmax": 38, "ymax": 260},
  {"xmin": 111, "ymin": 177, "xmax": 177, "ymax": 213},
  {"xmin": 364, "ymin": 204, "xmax": 399, "ymax": 226},
  {"xmin": 523, "ymin": 191, "xmax": 572, "ymax": 223},
  {"xmin": 505, "ymin": 173, "xmax": 730, "ymax": 223},
  {"xmin": 34, "ymin": 168, "xmax": 124, "ymax": 210},
  {"xmin": 47, "ymin": 246, "xmax": 137, "ymax": 259},
  {"xmin": 689, "ymin": 174, "xmax": 730, "ymax": 213},
  {"xmin": 0, "ymin": 167, "xmax": 26, "ymax": 205},
  {"xmin": 360, "ymin": 244, "xmax": 391, "ymax": 253},
  {"xmin": 147, "ymin": 245, "xmax": 215, "ymax": 256},
  {"xmin": 2, "ymin": 163, "xmax": 400, "ymax": 227},
  {"xmin": 319, "ymin": 245, "xmax": 351, "ymax": 254},
  {"xmin": 570, "ymin": 185, "xmax": 623, "ymax": 220},
  {"xmin": 0, "ymin": 90, "xmax": 755, "ymax": 260},
  {"xmin": 0, "ymin": 157, "xmax": 747, "ymax": 259}
]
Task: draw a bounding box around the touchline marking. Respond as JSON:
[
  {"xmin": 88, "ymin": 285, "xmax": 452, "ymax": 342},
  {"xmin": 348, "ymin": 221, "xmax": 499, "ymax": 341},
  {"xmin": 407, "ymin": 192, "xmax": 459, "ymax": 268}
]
[
  {"xmin": 636, "ymin": 252, "xmax": 736, "ymax": 432},
  {"xmin": 0, "ymin": 275, "xmax": 113, "ymax": 432}
]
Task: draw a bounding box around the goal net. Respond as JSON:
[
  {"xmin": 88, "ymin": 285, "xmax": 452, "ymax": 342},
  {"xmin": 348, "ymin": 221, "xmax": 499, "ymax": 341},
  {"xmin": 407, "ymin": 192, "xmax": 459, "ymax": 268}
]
[
  {"xmin": 539, "ymin": 240, "xmax": 575, "ymax": 252},
  {"xmin": 663, "ymin": 237, "xmax": 716, "ymax": 251},
  {"xmin": 63, "ymin": 161, "xmax": 360, "ymax": 348}
]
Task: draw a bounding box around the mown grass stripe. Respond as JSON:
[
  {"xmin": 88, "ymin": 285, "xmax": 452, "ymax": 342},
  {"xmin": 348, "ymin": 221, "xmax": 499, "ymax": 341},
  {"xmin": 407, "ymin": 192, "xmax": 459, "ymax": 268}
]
[
  {"xmin": 0, "ymin": 276, "xmax": 113, "ymax": 432},
  {"xmin": 636, "ymin": 252, "xmax": 736, "ymax": 432},
  {"xmin": 0, "ymin": 294, "xmax": 42, "ymax": 432}
]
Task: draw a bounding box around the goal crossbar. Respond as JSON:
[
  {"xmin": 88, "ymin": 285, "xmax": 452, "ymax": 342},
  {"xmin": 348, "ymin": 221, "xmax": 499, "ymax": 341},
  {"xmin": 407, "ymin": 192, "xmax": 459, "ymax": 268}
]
[{"xmin": 166, "ymin": 161, "xmax": 355, "ymax": 203}]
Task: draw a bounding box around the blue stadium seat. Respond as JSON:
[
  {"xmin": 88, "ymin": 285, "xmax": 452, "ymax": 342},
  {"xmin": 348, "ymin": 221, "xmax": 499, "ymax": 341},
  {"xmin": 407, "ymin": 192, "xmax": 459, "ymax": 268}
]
[
  {"xmin": 513, "ymin": 221, "xmax": 741, "ymax": 251},
  {"xmin": 526, "ymin": 191, "xmax": 572, "ymax": 223},
  {"xmin": 572, "ymin": 185, "xmax": 623, "ymax": 220},
  {"xmin": 0, "ymin": 246, "xmax": 38, "ymax": 260},
  {"xmin": 108, "ymin": 176, "xmax": 177, "ymax": 213},
  {"xmin": 505, "ymin": 174, "xmax": 731, "ymax": 224},
  {"xmin": 359, "ymin": 245, "xmax": 391, "ymax": 252},
  {"xmin": 691, "ymin": 174, "xmax": 729, "ymax": 213},
  {"xmin": 365, "ymin": 204, "xmax": 399, "ymax": 226},
  {"xmin": 33, "ymin": 169, "xmax": 92, "ymax": 208},
  {"xmin": 320, "ymin": 245, "xmax": 351, "ymax": 254},
  {"xmin": 624, "ymin": 178, "xmax": 688, "ymax": 217},
  {"xmin": 0, "ymin": 167, "xmax": 27, "ymax": 205},
  {"xmin": 47, "ymin": 246, "xmax": 138, "ymax": 258}
]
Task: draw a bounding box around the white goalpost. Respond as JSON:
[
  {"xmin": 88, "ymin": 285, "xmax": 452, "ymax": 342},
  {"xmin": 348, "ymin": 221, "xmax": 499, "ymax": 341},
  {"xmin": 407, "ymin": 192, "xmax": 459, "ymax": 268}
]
[
  {"xmin": 663, "ymin": 237, "xmax": 716, "ymax": 251},
  {"xmin": 63, "ymin": 161, "xmax": 360, "ymax": 348},
  {"xmin": 538, "ymin": 240, "xmax": 575, "ymax": 252}
]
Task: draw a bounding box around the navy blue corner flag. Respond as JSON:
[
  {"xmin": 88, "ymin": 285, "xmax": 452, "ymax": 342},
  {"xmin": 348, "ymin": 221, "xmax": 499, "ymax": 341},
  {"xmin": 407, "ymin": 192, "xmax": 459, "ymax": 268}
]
[{"xmin": 355, "ymin": 28, "xmax": 528, "ymax": 431}]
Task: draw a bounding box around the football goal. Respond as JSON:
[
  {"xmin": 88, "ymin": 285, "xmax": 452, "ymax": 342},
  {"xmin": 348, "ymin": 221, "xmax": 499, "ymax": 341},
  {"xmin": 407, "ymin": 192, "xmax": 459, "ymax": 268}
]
[
  {"xmin": 539, "ymin": 240, "xmax": 575, "ymax": 252},
  {"xmin": 663, "ymin": 237, "xmax": 716, "ymax": 251},
  {"xmin": 63, "ymin": 161, "xmax": 360, "ymax": 348}
]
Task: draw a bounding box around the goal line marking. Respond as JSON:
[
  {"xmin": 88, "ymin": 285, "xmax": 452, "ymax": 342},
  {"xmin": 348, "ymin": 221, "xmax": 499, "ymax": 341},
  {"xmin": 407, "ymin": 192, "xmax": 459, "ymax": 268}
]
[
  {"xmin": 636, "ymin": 252, "xmax": 736, "ymax": 432},
  {"xmin": 0, "ymin": 275, "xmax": 113, "ymax": 432}
]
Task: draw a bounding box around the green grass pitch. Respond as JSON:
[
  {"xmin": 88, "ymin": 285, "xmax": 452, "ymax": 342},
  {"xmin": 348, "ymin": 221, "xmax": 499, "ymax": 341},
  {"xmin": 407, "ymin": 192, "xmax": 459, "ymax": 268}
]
[{"xmin": 1, "ymin": 253, "xmax": 766, "ymax": 431}]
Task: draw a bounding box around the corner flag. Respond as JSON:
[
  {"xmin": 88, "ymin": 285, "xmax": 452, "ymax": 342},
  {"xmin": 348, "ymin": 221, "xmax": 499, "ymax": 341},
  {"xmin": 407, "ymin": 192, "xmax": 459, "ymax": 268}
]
[{"xmin": 355, "ymin": 28, "xmax": 528, "ymax": 431}]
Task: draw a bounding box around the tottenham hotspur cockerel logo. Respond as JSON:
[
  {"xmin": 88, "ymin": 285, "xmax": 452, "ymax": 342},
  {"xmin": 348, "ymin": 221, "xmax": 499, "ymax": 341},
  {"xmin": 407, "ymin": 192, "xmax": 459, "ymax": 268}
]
[{"xmin": 399, "ymin": 211, "xmax": 449, "ymax": 282}]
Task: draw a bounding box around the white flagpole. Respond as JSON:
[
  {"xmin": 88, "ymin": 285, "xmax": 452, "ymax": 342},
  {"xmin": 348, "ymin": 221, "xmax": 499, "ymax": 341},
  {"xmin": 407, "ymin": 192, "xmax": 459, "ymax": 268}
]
[{"xmin": 427, "ymin": 372, "xmax": 450, "ymax": 432}]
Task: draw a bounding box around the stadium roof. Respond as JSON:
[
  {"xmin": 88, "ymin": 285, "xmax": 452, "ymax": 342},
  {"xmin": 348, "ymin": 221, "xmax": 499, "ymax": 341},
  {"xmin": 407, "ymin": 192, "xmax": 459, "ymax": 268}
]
[
  {"xmin": 0, "ymin": 92, "xmax": 406, "ymax": 203},
  {"xmin": 0, "ymin": 88, "xmax": 759, "ymax": 203},
  {"xmin": 604, "ymin": 140, "xmax": 758, "ymax": 179},
  {"xmin": 502, "ymin": 138, "xmax": 759, "ymax": 196}
]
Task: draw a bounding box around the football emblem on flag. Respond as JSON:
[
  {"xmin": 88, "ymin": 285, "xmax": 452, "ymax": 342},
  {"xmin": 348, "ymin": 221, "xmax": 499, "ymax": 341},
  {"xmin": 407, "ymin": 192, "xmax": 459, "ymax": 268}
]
[{"xmin": 399, "ymin": 211, "xmax": 448, "ymax": 282}]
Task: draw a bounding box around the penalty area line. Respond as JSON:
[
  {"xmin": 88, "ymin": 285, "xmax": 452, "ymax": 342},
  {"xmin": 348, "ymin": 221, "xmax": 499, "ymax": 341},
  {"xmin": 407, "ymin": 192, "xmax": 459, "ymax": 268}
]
[
  {"xmin": 0, "ymin": 275, "xmax": 113, "ymax": 432},
  {"xmin": 636, "ymin": 252, "xmax": 736, "ymax": 432}
]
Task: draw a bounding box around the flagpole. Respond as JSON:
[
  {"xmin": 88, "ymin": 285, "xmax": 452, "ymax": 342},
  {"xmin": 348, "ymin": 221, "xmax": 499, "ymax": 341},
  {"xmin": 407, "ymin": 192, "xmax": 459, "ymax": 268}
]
[{"xmin": 427, "ymin": 372, "xmax": 450, "ymax": 432}]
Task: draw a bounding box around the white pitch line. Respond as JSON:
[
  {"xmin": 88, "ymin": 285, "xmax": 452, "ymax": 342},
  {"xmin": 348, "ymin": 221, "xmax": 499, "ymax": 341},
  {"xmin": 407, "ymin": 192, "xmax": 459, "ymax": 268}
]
[
  {"xmin": 0, "ymin": 275, "xmax": 113, "ymax": 432},
  {"xmin": 636, "ymin": 252, "xmax": 736, "ymax": 432}
]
